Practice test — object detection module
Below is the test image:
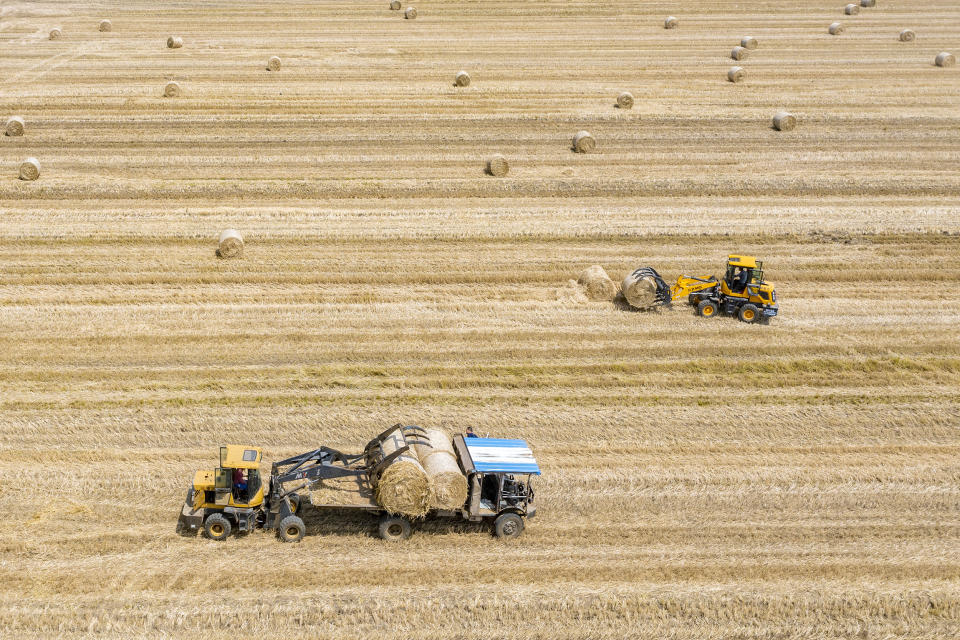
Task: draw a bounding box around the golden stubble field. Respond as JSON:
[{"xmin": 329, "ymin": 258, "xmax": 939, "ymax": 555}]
[{"xmin": 1, "ymin": 0, "xmax": 959, "ymax": 638}]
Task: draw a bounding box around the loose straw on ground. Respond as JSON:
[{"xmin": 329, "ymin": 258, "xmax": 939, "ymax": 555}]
[
  {"xmin": 163, "ymin": 81, "xmax": 181, "ymax": 98},
  {"xmin": 454, "ymin": 71, "xmax": 470, "ymax": 87},
  {"xmin": 19, "ymin": 158, "xmax": 40, "ymax": 181},
  {"xmin": 664, "ymin": 16, "xmax": 678, "ymax": 29},
  {"xmin": 6, "ymin": 116, "xmax": 24, "ymax": 137},
  {"xmin": 773, "ymin": 112, "xmax": 797, "ymax": 131},
  {"xmin": 616, "ymin": 91, "xmax": 634, "ymax": 109},
  {"xmin": 376, "ymin": 430, "xmax": 430, "ymax": 517},
  {"xmin": 727, "ymin": 66, "xmax": 744, "ymax": 83},
  {"xmin": 167, "ymin": 36, "xmax": 183, "ymax": 48},
  {"xmin": 577, "ymin": 266, "xmax": 617, "ymax": 301},
  {"xmin": 216, "ymin": 229, "xmax": 243, "ymax": 258},
  {"xmin": 572, "ymin": 130, "xmax": 595, "ymax": 153},
  {"xmin": 267, "ymin": 56, "xmax": 281, "ymax": 71},
  {"xmin": 413, "ymin": 429, "xmax": 468, "ymax": 510},
  {"xmin": 935, "ymin": 52, "xmax": 955, "ymax": 67},
  {"xmin": 486, "ymin": 154, "xmax": 509, "ymax": 177}
]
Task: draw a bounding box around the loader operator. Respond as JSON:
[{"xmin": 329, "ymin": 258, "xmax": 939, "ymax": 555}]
[
  {"xmin": 233, "ymin": 468, "xmax": 247, "ymax": 500},
  {"xmin": 731, "ymin": 267, "xmax": 750, "ymax": 293},
  {"xmin": 465, "ymin": 426, "xmax": 478, "ymax": 438}
]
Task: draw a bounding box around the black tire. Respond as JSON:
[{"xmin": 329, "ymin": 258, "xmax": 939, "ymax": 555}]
[
  {"xmin": 203, "ymin": 513, "xmax": 231, "ymax": 541},
  {"xmin": 378, "ymin": 515, "xmax": 412, "ymax": 541},
  {"xmin": 738, "ymin": 303, "xmax": 760, "ymax": 323},
  {"xmin": 687, "ymin": 293, "xmax": 700, "ymax": 306},
  {"xmin": 288, "ymin": 494, "xmax": 300, "ymax": 515},
  {"xmin": 277, "ymin": 515, "xmax": 305, "ymax": 543},
  {"xmin": 697, "ymin": 299, "xmax": 718, "ymax": 318},
  {"xmin": 494, "ymin": 513, "xmax": 524, "ymax": 539}
]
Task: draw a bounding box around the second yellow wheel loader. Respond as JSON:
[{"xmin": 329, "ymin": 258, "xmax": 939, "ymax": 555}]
[{"xmin": 623, "ymin": 255, "xmax": 778, "ymax": 323}]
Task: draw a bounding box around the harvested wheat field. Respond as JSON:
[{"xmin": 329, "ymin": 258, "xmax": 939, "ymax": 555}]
[{"xmin": 1, "ymin": 0, "xmax": 959, "ymax": 638}]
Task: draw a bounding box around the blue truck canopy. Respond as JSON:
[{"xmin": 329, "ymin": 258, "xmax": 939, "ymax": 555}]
[{"xmin": 463, "ymin": 438, "xmax": 540, "ymax": 475}]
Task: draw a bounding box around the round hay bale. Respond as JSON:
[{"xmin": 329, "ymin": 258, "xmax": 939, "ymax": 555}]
[
  {"xmin": 664, "ymin": 16, "xmax": 678, "ymax": 29},
  {"xmin": 616, "ymin": 91, "xmax": 634, "ymax": 109},
  {"xmin": 572, "ymin": 130, "xmax": 595, "ymax": 153},
  {"xmin": 899, "ymin": 29, "xmax": 915, "ymax": 42},
  {"xmin": 730, "ymin": 46, "xmax": 748, "ymax": 61},
  {"xmin": 49, "ymin": 27, "xmax": 62, "ymax": 40},
  {"xmin": 844, "ymin": 4, "xmax": 860, "ymax": 15},
  {"xmin": 621, "ymin": 270, "xmax": 659, "ymax": 309},
  {"xmin": 99, "ymin": 19, "xmax": 112, "ymax": 32},
  {"xmin": 860, "ymin": 0, "xmax": 875, "ymax": 6},
  {"xmin": 773, "ymin": 111, "xmax": 797, "ymax": 131},
  {"xmin": 486, "ymin": 154, "xmax": 509, "ymax": 177},
  {"xmin": 740, "ymin": 36, "xmax": 758, "ymax": 50},
  {"xmin": 167, "ymin": 36, "xmax": 183, "ymax": 49},
  {"xmin": 376, "ymin": 430, "xmax": 430, "ymax": 517},
  {"xmin": 389, "ymin": 0, "xmax": 401, "ymax": 9},
  {"xmin": 935, "ymin": 52, "xmax": 955, "ymax": 67},
  {"xmin": 6, "ymin": 116, "xmax": 25, "ymax": 137},
  {"xmin": 577, "ymin": 265, "xmax": 617, "ymax": 301},
  {"xmin": 404, "ymin": 7, "xmax": 417, "ymax": 19},
  {"xmin": 413, "ymin": 429, "xmax": 468, "ymax": 510},
  {"xmin": 163, "ymin": 81, "xmax": 181, "ymax": 98},
  {"xmin": 454, "ymin": 70, "xmax": 471, "ymax": 87},
  {"xmin": 267, "ymin": 56, "xmax": 281, "ymax": 71},
  {"xmin": 216, "ymin": 229, "xmax": 243, "ymax": 258},
  {"xmin": 19, "ymin": 158, "xmax": 40, "ymax": 181},
  {"xmin": 829, "ymin": 22, "xmax": 845, "ymax": 35},
  {"xmin": 727, "ymin": 66, "xmax": 744, "ymax": 83}
]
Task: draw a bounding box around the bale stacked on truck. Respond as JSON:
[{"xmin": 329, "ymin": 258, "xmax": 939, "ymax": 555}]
[
  {"xmin": 376, "ymin": 430, "xmax": 430, "ymax": 517},
  {"xmin": 414, "ymin": 429, "xmax": 468, "ymax": 510}
]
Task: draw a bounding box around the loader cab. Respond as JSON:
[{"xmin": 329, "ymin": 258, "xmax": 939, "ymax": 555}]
[
  {"xmin": 217, "ymin": 445, "xmax": 264, "ymax": 508},
  {"xmin": 722, "ymin": 255, "xmax": 761, "ymax": 296}
]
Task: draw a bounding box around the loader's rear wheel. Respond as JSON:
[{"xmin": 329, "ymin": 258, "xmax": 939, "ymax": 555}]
[
  {"xmin": 687, "ymin": 293, "xmax": 700, "ymax": 306},
  {"xmin": 738, "ymin": 303, "xmax": 760, "ymax": 323},
  {"xmin": 277, "ymin": 515, "xmax": 305, "ymax": 543},
  {"xmin": 697, "ymin": 300, "xmax": 718, "ymax": 318},
  {"xmin": 378, "ymin": 515, "xmax": 412, "ymax": 541},
  {"xmin": 288, "ymin": 494, "xmax": 300, "ymax": 515},
  {"xmin": 204, "ymin": 513, "xmax": 231, "ymax": 541},
  {"xmin": 494, "ymin": 513, "xmax": 524, "ymax": 539}
]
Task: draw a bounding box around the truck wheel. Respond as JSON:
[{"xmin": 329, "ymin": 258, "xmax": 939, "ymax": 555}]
[
  {"xmin": 378, "ymin": 515, "xmax": 412, "ymax": 541},
  {"xmin": 738, "ymin": 303, "xmax": 760, "ymax": 323},
  {"xmin": 697, "ymin": 300, "xmax": 718, "ymax": 318},
  {"xmin": 494, "ymin": 513, "xmax": 524, "ymax": 539},
  {"xmin": 277, "ymin": 515, "xmax": 305, "ymax": 543},
  {"xmin": 687, "ymin": 293, "xmax": 699, "ymax": 306},
  {"xmin": 288, "ymin": 494, "xmax": 300, "ymax": 515},
  {"xmin": 203, "ymin": 513, "xmax": 231, "ymax": 541}
]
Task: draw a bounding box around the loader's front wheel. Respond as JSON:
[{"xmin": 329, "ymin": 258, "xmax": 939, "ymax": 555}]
[
  {"xmin": 494, "ymin": 513, "xmax": 524, "ymax": 539},
  {"xmin": 277, "ymin": 515, "xmax": 305, "ymax": 543},
  {"xmin": 378, "ymin": 515, "xmax": 412, "ymax": 541},
  {"xmin": 204, "ymin": 513, "xmax": 231, "ymax": 541},
  {"xmin": 697, "ymin": 300, "xmax": 718, "ymax": 318},
  {"xmin": 738, "ymin": 303, "xmax": 759, "ymax": 323}
]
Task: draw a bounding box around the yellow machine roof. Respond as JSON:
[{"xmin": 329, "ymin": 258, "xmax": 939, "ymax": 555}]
[
  {"xmin": 727, "ymin": 255, "xmax": 758, "ymax": 268},
  {"xmin": 220, "ymin": 445, "xmax": 262, "ymax": 469}
]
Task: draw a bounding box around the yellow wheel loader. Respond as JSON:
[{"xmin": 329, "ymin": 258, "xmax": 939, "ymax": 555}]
[{"xmin": 625, "ymin": 255, "xmax": 778, "ymax": 323}]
